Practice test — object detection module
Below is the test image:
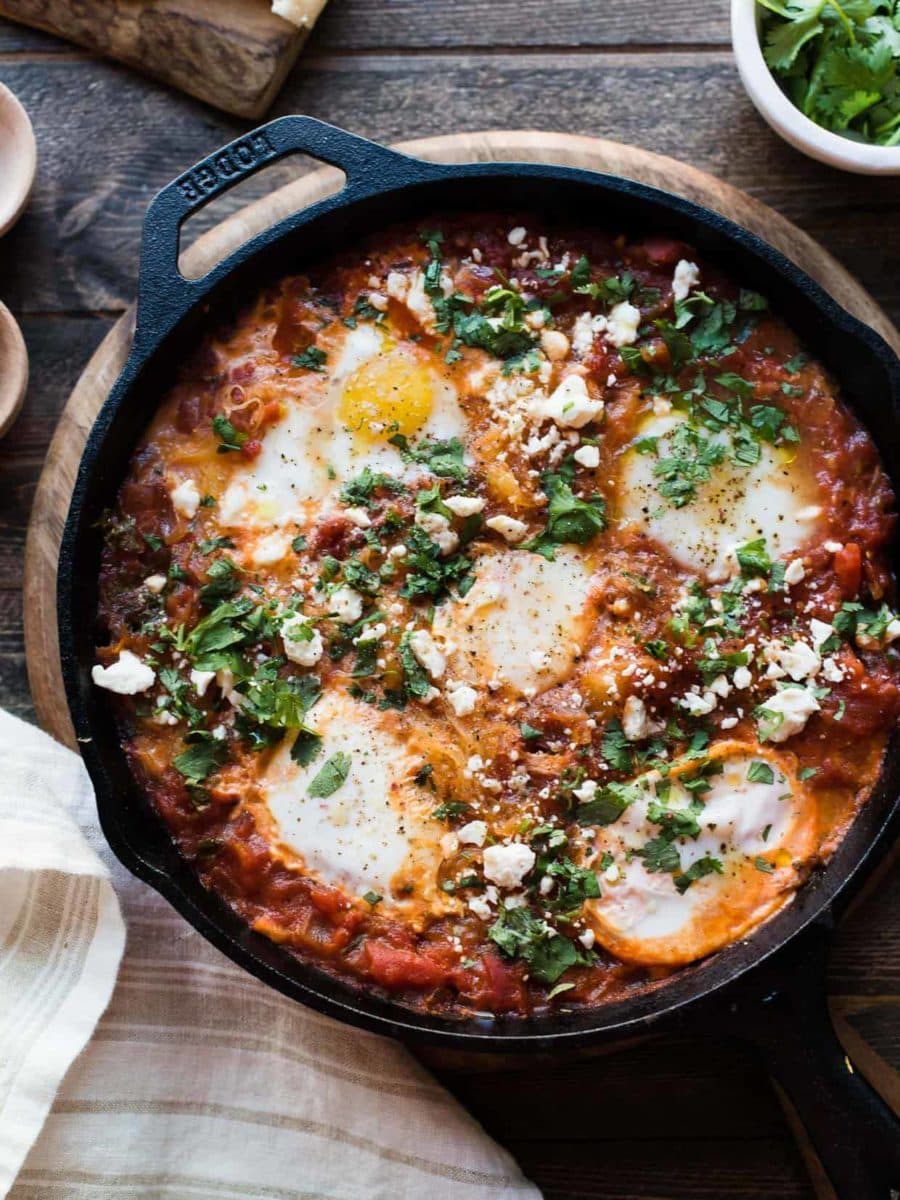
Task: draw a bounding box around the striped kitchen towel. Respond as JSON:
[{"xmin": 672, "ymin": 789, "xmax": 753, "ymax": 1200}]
[{"xmin": 0, "ymin": 709, "xmax": 540, "ymax": 1200}]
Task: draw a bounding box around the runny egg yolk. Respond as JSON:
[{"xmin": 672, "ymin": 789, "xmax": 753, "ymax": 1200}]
[{"xmin": 338, "ymin": 346, "xmax": 436, "ymax": 445}]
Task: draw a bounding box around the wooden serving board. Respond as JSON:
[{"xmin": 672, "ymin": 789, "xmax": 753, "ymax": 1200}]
[
  {"xmin": 0, "ymin": 0, "xmax": 327, "ymax": 118},
  {"xmin": 24, "ymin": 129, "xmax": 900, "ymax": 748}
]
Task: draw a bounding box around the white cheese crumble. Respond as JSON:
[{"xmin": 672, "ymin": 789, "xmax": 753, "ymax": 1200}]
[
  {"xmin": 446, "ymin": 682, "xmax": 478, "ymax": 716},
  {"xmin": 330, "ymin": 587, "xmax": 364, "ymax": 623},
  {"xmin": 622, "ymin": 695, "xmax": 657, "ymax": 742},
  {"xmin": 529, "ymin": 373, "xmax": 604, "ymax": 429},
  {"xmin": 765, "ymin": 639, "xmax": 820, "ymax": 682},
  {"xmin": 144, "ymin": 574, "xmax": 167, "ymax": 594},
  {"xmin": 458, "ymin": 820, "xmax": 488, "ymax": 846},
  {"xmin": 485, "ymin": 514, "xmax": 529, "ymax": 543},
  {"xmin": 482, "ymin": 843, "xmax": 536, "ymax": 889},
  {"xmin": 606, "ymin": 301, "xmax": 641, "ymax": 347},
  {"xmin": 170, "ymin": 478, "xmax": 201, "ymax": 520},
  {"xmin": 573, "ymin": 443, "xmax": 600, "ymax": 469},
  {"xmin": 809, "ymin": 619, "xmax": 835, "ymax": 651},
  {"xmin": 758, "ymin": 686, "xmax": 820, "ymax": 743},
  {"xmin": 92, "ymin": 650, "xmax": 155, "ymax": 695},
  {"xmin": 251, "ymin": 533, "xmax": 289, "ymax": 567},
  {"xmin": 571, "ymin": 311, "xmax": 606, "ymax": 357},
  {"xmin": 443, "ymin": 494, "xmax": 486, "ymax": 517},
  {"xmin": 507, "ymin": 226, "xmax": 527, "ymax": 246},
  {"xmin": 416, "ymin": 509, "xmax": 459, "ymax": 555},
  {"xmin": 343, "ymin": 506, "xmax": 372, "ymax": 528},
  {"xmin": 672, "ymin": 259, "xmax": 700, "ymax": 302},
  {"xmin": 190, "ymin": 668, "xmax": 215, "ymax": 697},
  {"xmin": 784, "ymin": 558, "xmax": 806, "ymax": 586},
  {"xmin": 282, "ymin": 618, "xmax": 324, "ymax": 667},
  {"xmin": 540, "ymin": 329, "xmax": 570, "ymax": 361},
  {"xmin": 409, "ymin": 629, "xmax": 446, "ymax": 679}
]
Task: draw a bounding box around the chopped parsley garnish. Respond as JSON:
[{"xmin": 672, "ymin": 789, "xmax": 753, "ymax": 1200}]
[
  {"xmin": 290, "ymin": 728, "xmax": 323, "ymax": 766},
  {"xmin": 340, "ymin": 467, "xmax": 407, "ymax": 508},
  {"xmin": 174, "ymin": 737, "xmax": 227, "ymax": 787},
  {"xmin": 433, "ymin": 799, "xmax": 471, "ymax": 821},
  {"xmin": 399, "ymin": 525, "xmax": 475, "ymax": 603},
  {"xmin": 747, "ymin": 760, "xmax": 776, "ymax": 785},
  {"xmin": 735, "ymin": 537, "xmax": 772, "ymax": 578},
  {"xmin": 636, "ymin": 835, "xmax": 682, "ymax": 874},
  {"xmin": 524, "ymin": 467, "xmax": 606, "ymax": 560},
  {"xmin": 307, "ymin": 751, "xmax": 352, "ymax": 798},
  {"xmin": 753, "ymin": 856, "xmax": 775, "ymax": 874},
  {"xmin": 674, "ymin": 854, "xmax": 724, "ymax": 893},
  {"xmin": 363, "ymin": 891, "xmax": 382, "ymax": 905},
  {"xmin": 292, "ymin": 346, "xmax": 327, "ymax": 371},
  {"xmin": 520, "ymin": 722, "xmax": 544, "ymax": 740},
  {"xmin": 488, "ymin": 905, "xmax": 591, "ymax": 985},
  {"xmin": 199, "ymin": 557, "xmax": 241, "ymax": 606},
  {"xmin": 601, "ymin": 718, "xmax": 633, "ymax": 772},
  {"xmin": 397, "ymin": 631, "xmax": 433, "ymax": 700},
  {"xmin": 212, "ymin": 414, "xmax": 247, "ymax": 453},
  {"xmin": 389, "ymin": 433, "xmax": 468, "ymax": 482},
  {"xmin": 575, "ymin": 781, "xmax": 640, "ymax": 826}
]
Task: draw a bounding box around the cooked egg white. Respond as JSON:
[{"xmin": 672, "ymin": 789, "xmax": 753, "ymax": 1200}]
[
  {"xmin": 218, "ymin": 323, "xmax": 468, "ymax": 532},
  {"xmin": 618, "ymin": 411, "xmax": 823, "ymax": 580},
  {"xmin": 432, "ymin": 547, "xmax": 596, "ymax": 697},
  {"xmin": 253, "ymin": 690, "xmax": 452, "ymax": 922},
  {"xmin": 583, "ymin": 741, "xmax": 817, "ymax": 965}
]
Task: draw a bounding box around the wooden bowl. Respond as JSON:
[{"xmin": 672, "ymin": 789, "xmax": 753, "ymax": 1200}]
[
  {"xmin": 0, "ymin": 82, "xmax": 37, "ymax": 237},
  {"xmin": 0, "ymin": 301, "xmax": 28, "ymax": 437}
]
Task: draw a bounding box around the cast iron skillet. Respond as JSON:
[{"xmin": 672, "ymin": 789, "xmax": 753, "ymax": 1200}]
[{"xmin": 59, "ymin": 117, "xmax": 900, "ymax": 1198}]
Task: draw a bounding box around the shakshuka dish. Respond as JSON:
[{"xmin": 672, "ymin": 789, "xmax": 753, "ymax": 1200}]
[{"xmin": 94, "ymin": 215, "xmax": 900, "ymax": 1017}]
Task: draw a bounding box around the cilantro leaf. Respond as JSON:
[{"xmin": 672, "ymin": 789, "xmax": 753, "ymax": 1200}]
[
  {"xmin": 308, "ymin": 751, "xmax": 352, "ymax": 798},
  {"xmin": 488, "ymin": 905, "xmax": 590, "ymax": 985}
]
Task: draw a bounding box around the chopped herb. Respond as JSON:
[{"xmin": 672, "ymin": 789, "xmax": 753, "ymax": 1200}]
[
  {"xmin": 174, "ymin": 737, "xmax": 227, "ymax": 786},
  {"xmin": 736, "ymin": 537, "xmax": 772, "ymax": 578},
  {"xmin": 292, "ymin": 535, "xmax": 307, "ymax": 552},
  {"xmin": 292, "ymin": 346, "xmax": 327, "ymax": 371},
  {"xmin": 433, "ymin": 799, "xmax": 471, "ymax": 821},
  {"xmin": 753, "ymin": 856, "xmax": 775, "ymax": 874},
  {"xmin": 308, "ymin": 751, "xmax": 352, "ymax": 798},
  {"xmin": 389, "ymin": 433, "xmax": 468, "ymax": 482},
  {"xmin": 747, "ymin": 760, "xmax": 775, "ymax": 785},
  {"xmin": 524, "ymin": 468, "xmax": 606, "ymax": 560},
  {"xmin": 290, "ymin": 728, "xmax": 323, "ymax": 766},
  {"xmin": 674, "ymin": 854, "xmax": 724, "ymax": 893},
  {"xmin": 362, "ymin": 891, "xmax": 382, "ymax": 905},
  {"xmin": 488, "ymin": 905, "xmax": 590, "ymax": 984},
  {"xmin": 520, "ymin": 722, "xmax": 543, "ymax": 740},
  {"xmin": 575, "ymin": 781, "xmax": 640, "ymax": 826},
  {"xmin": 212, "ymin": 413, "xmax": 247, "ymax": 454}
]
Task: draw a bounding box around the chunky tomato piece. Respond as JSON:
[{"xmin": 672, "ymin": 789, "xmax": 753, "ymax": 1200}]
[
  {"xmin": 833, "ymin": 542, "xmax": 862, "ymax": 596},
  {"xmin": 365, "ymin": 942, "xmax": 448, "ymax": 990}
]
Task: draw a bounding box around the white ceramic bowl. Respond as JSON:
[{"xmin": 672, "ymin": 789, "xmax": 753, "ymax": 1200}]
[{"xmin": 731, "ymin": 0, "xmax": 900, "ymax": 175}]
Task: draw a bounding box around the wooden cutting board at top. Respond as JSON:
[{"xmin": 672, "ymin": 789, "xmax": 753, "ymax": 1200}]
[{"xmin": 0, "ymin": 0, "xmax": 327, "ymax": 118}]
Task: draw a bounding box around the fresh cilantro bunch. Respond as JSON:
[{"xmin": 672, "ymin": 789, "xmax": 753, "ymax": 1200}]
[{"xmin": 759, "ymin": 0, "xmax": 900, "ymax": 146}]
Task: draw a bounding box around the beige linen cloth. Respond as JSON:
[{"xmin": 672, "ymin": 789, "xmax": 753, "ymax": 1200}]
[{"xmin": 0, "ymin": 710, "xmax": 540, "ymax": 1200}]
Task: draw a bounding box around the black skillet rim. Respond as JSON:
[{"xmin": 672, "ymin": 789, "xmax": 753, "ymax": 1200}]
[{"xmin": 58, "ymin": 119, "xmax": 900, "ymax": 1050}]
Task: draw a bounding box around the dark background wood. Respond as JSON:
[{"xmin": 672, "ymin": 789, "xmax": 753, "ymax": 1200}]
[{"xmin": 1, "ymin": 5, "xmax": 898, "ymax": 1197}]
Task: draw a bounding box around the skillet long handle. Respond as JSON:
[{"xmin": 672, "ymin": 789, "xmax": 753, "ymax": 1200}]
[{"xmin": 723, "ymin": 924, "xmax": 900, "ymax": 1199}]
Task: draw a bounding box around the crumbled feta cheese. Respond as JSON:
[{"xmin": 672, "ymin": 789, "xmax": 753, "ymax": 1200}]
[
  {"xmin": 485, "ymin": 514, "xmax": 529, "ymax": 543},
  {"xmin": 606, "ymin": 301, "xmax": 641, "ymax": 347},
  {"xmin": 468, "ymin": 894, "xmax": 494, "ymax": 920},
  {"xmin": 170, "ymin": 478, "xmax": 200, "ymax": 519},
  {"xmin": 446, "ymin": 683, "xmax": 478, "ymax": 716},
  {"xmin": 482, "ymin": 843, "xmax": 536, "ymax": 889},
  {"xmin": 330, "ymin": 586, "xmax": 364, "ymax": 623},
  {"xmin": 571, "ymin": 311, "xmax": 606, "ymax": 357},
  {"xmin": 540, "ymin": 329, "xmax": 570, "ymax": 361},
  {"xmin": 416, "ymin": 509, "xmax": 459, "ymax": 555},
  {"xmin": 824, "ymin": 540, "xmax": 844, "ymax": 554},
  {"xmin": 507, "ymin": 226, "xmax": 527, "ymax": 246},
  {"xmin": 573, "ymin": 443, "xmax": 600, "ymax": 469},
  {"xmin": 679, "ymin": 690, "xmax": 718, "ymax": 717},
  {"xmin": 809, "ymin": 619, "xmax": 835, "ymax": 651},
  {"xmin": 573, "ymin": 779, "xmax": 598, "ymax": 803},
  {"xmin": 652, "ymin": 396, "xmax": 673, "ymax": 416},
  {"xmin": 732, "ymin": 665, "xmax": 753, "ymax": 690},
  {"xmin": 92, "ymin": 650, "xmax": 156, "ymax": 695},
  {"xmin": 784, "ymin": 559, "xmax": 806, "ymax": 586},
  {"xmin": 409, "ymin": 629, "xmax": 446, "ymax": 679},
  {"xmin": 388, "ymin": 544, "xmax": 407, "ymax": 560},
  {"xmin": 282, "ymin": 618, "xmax": 324, "ymax": 667},
  {"xmin": 144, "ymin": 574, "xmax": 167, "ymax": 594},
  {"xmin": 757, "ymin": 686, "xmax": 820, "ymax": 743},
  {"xmin": 343, "ymin": 506, "xmax": 372, "ymax": 528},
  {"xmin": 797, "ymin": 505, "xmax": 823, "ymax": 521},
  {"xmin": 216, "ymin": 668, "xmax": 246, "ymax": 710},
  {"xmin": 822, "ymin": 657, "xmax": 845, "ymax": 683},
  {"xmin": 387, "ymin": 268, "xmax": 451, "ymax": 332},
  {"xmin": 443, "ymin": 494, "xmax": 485, "ymax": 517},
  {"xmin": 766, "ymin": 639, "xmax": 820, "ymax": 682},
  {"xmin": 190, "ymin": 668, "xmax": 215, "ymax": 697},
  {"xmin": 529, "ymin": 373, "xmax": 604, "ymax": 429},
  {"xmin": 251, "ymin": 533, "xmax": 289, "ymax": 567},
  {"xmin": 578, "ymin": 928, "xmax": 596, "ymax": 950},
  {"xmin": 458, "ymin": 820, "xmax": 488, "ymax": 846},
  {"xmin": 672, "ymin": 259, "xmax": 700, "ymax": 302},
  {"xmin": 622, "ymin": 695, "xmax": 657, "ymax": 741}
]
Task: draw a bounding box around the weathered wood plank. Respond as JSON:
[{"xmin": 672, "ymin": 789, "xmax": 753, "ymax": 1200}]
[
  {"xmin": 0, "ymin": 53, "xmax": 898, "ymax": 323},
  {"xmin": 0, "ymin": 2, "xmax": 733, "ymax": 56}
]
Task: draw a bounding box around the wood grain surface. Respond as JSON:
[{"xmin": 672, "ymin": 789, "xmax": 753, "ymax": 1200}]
[
  {"xmin": 2, "ymin": 6, "xmax": 900, "ymax": 1197},
  {"xmin": 0, "ymin": 0, "xmax": 325, "ymax": 118}
]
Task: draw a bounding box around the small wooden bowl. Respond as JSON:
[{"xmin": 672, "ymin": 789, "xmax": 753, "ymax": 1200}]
[
  {"xmin": 0, "ymin": 301, "xmax": 28, "ymax": 437},
  {"xmin": 0, "ymin": 82, "xmax": 37, "ymax": 237}
]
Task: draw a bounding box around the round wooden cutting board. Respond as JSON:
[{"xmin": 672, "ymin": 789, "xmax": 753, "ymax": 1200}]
[{"xmin": 24, "ymin": 129, "xmax": 900, "ymax": 749}]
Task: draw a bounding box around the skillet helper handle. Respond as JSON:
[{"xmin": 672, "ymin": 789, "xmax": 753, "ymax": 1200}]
[
  {"xmin": 729, "ymin": 924, "xmax": 900, "ymax": 1199},
  {"xmin": 134, "ymin": 116, "xmax": 429, "ymax": 346}
]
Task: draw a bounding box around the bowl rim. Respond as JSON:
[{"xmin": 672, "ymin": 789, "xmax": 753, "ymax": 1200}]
[
  {"xmin": 731, "ymin": 0, "xmax": 900, "ymax": 175},
  {"xmin": 0, "ymin": 81, "xmax": 37, "ymax": 237}
]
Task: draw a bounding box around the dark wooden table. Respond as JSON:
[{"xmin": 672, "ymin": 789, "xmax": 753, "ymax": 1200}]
[{"xmin": 1, "ymin": 4, "xmax": 899, "ymax": 1197}]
